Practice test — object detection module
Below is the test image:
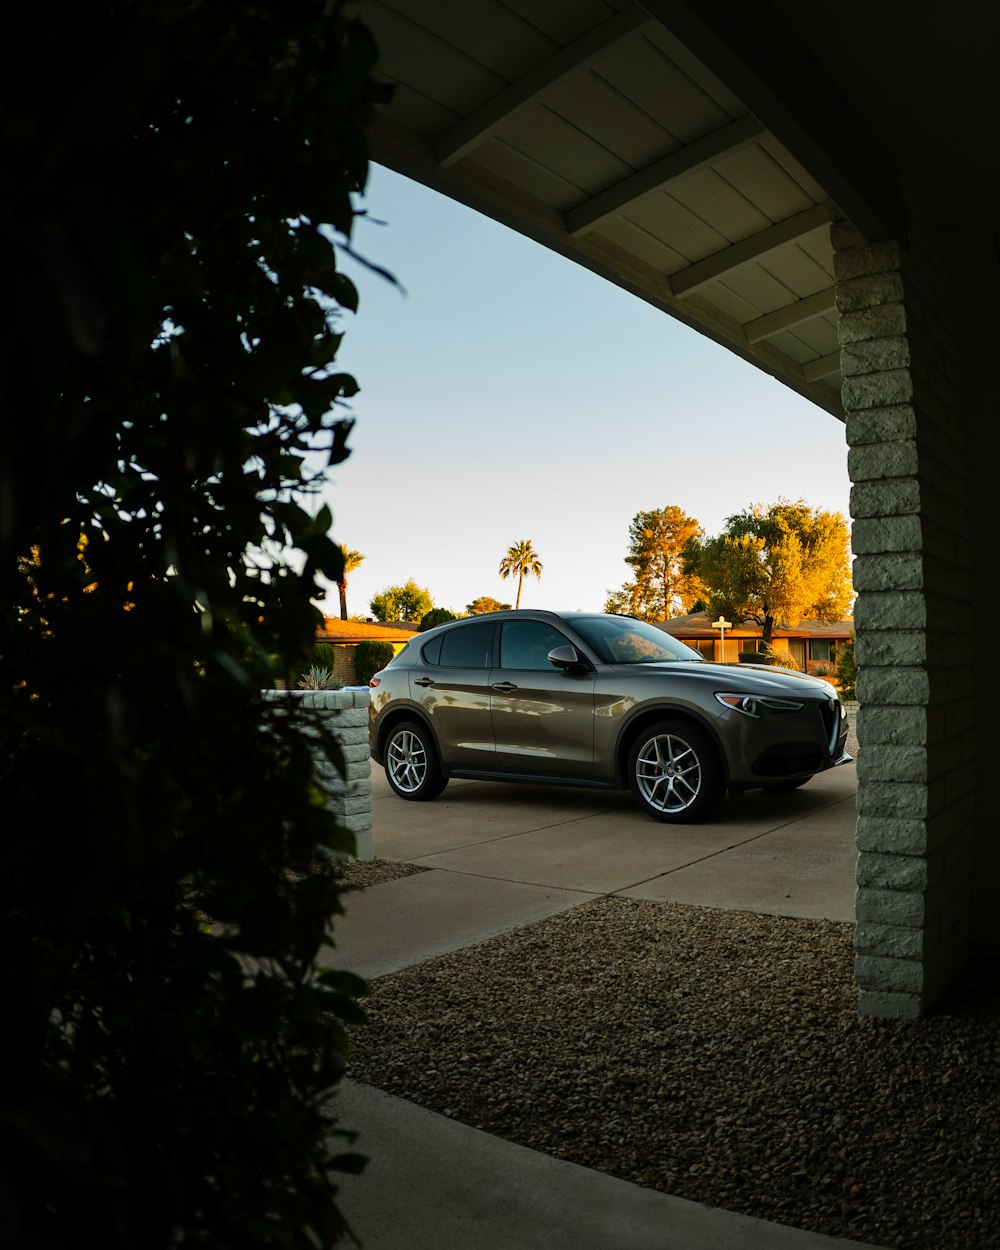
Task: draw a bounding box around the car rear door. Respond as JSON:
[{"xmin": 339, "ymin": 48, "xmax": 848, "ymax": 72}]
[
  {"xmin": 413, "ymin": 620, "xmax": 496, "ymax": 770},
  {"xmin": 489, "ymin": 619, "xmax": 596, "ymax": 778}
]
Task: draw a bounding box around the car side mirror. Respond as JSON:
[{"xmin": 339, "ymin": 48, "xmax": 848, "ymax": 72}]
[{"xmin": 548, "ymin": 644, "xmax": 588, "ymax": 672}]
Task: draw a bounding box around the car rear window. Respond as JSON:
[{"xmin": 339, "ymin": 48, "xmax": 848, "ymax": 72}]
[
  {"xmin": 420, "ymin": 635, "xmax": 443, "ymax": 665},
  {"xmin": 433, "ymin": 621, "xmax": 493, "ymax": 668}
]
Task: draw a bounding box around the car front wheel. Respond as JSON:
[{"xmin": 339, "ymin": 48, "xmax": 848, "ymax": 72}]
[
  {"xmin": 384, "ymin": 720, "xmax": 448, "ymax": 802},
  {"xmin": 627, "ymin": 719, "xmax": 724, "ymax": 823}
]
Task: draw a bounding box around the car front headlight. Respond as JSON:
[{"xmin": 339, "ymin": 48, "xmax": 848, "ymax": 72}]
[{"xmin": 715, "ymin": 693, "xmax": 805, "ymax": 718}]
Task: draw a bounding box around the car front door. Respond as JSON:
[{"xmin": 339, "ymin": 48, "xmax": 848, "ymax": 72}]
[{"xmin": 489, "ymin": 619, "xmax": 596, "ymax": 778}]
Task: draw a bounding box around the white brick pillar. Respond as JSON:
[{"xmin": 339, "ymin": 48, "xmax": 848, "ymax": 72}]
[
  {"xmin": 263, "ymin": 687, "xmax": 374, "ymax": 861},
  {"xmin": 834, "ymin": 213, "xmax": 975, "ymax": 1019}
]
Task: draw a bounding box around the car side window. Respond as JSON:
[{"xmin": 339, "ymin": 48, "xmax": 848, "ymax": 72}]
[
  {"xmin": 498, "ymin": 621, "xmax": 568, "ymax": 671},
  {"xmin": 437, "ymin": 621, "xmax": 493, "ymax": 668},
  {"xmin": 421, "ymin": 635, "xmax": 443, "ymax": 665}
]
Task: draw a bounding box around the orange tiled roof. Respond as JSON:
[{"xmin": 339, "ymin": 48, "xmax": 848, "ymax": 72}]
[{"xmin": 317, "ymin": 617, "xmax": 419, "ymax": 645}]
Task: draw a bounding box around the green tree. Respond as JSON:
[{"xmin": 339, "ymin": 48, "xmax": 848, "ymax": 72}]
[
  {"xmin": 605, "ymin": 506, "xmax": 706, "ymax": 621},
  {"xmin": 370, "ymin": 579, "xmax": 433, "ymax": 622},
  {"xmin": 499, "ymin": 539, "xmax": 543, "ymax": 609},
  {"xmin": 419, "ymin": 607, "xmax": 457, "ymax": 631},
  {"xmin": 336, "ymin": 547, "xmax": 365, "ymax": 620},
  {"xmin": 466, "ymin": 595, "xmax": 511, "ymax": 614},
  {"xmin": 1, "ymin": 3, "xmax": 388, "ymax": 1246},
  {"xmin": 603, "ymin": 583, "xmax": 646, "ymax": 617},
  {"xmin": 686, "ymin": 499, "xmax": 853, "ymax": 650}
]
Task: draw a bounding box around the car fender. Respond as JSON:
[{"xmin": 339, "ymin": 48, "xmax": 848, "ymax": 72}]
[
  {"xmin": 372, "ymin": 701, "xmax": 445, "ymax": 770},
  {"xmin": 610, "ymin": 702, "xmax": 733, "ymax": 788}
]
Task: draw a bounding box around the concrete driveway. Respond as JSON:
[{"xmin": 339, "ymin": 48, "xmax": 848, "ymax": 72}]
[
  {"xmin": 333, "ymin": 760, "xmax": 859, "ymax": 980},
  {"xmin": 329, "ymin": 761, "xmax": 874, "ymax": 1250}
]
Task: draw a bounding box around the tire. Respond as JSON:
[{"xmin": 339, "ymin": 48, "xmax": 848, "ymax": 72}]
[
  {"xmin": 383, "ymin": 720, "xmax": 448, "ymax": 802},
  {"xmin": 627, "ymin": 719, "xmax": 724, "ymax": 823}
]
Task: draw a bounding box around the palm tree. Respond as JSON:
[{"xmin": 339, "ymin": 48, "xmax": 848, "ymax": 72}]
[
  {"xmin": 498, "ymin": 539, "xmax": 543, "ymax": 609},
  {"xmin": 337, "ymin": 547, "xmax": 364, "ymax": 620}
]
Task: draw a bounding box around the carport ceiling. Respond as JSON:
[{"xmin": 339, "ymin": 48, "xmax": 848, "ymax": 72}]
[{"xmin": 351, "ymin": 0, "xmax": 997, "ymax": 423}]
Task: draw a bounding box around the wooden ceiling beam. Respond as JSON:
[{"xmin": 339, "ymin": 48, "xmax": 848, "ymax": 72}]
[
  {"xmin": 802, "ymin": 350, "xmax": 842, "ymax": 382},
  {"xmin": 743, "ymin": 288, "xmax": 836, "ymax": 342},
  {"xmin": 566, "ymin": 114, "xmax": 767, "ymax": 238},
  {"xmin": 434, "ymin": 4, "xmax": 655, "ymax": 168},
  {"xmin": 670, "ymin": 201, "xmax": 832, "ymax": 296},
  {"xmin": 639, "ymin": 0, "xmax": 906, "ymax": 242}
]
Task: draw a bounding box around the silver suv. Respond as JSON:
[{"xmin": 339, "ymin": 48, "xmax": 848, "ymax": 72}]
[{"xmin": 368, "ymin": 610, "xmax": 851, "ymax": 823}]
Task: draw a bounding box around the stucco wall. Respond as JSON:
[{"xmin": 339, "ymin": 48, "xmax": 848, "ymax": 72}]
[{"xmin": 331, "ymin": 645, "xmax": 357, "ymax": 687}]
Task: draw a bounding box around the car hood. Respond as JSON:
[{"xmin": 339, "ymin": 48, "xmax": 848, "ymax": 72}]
[{"xmin": 604, "ymin": 660, "xmax": 838, "ymax": 698}]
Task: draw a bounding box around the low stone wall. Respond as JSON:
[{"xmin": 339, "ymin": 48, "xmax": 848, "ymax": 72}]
[{"xmin": 262, "ymin": 687, "xmax": 373, "ymax": 860}]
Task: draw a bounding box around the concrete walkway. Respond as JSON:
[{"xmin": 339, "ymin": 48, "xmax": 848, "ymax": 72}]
[{"xmin": 332, "ymin": 761, "xmax": 888, "ymax": 1250}]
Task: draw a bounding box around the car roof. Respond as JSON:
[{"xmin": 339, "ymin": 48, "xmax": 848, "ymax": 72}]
[
  {"xmin": 425, "ymin": 609, "xmax": 642, "ymax": 626},
  {"xmin": 411, "ymin": 610, "xmax": 648, "ymax": 646}
]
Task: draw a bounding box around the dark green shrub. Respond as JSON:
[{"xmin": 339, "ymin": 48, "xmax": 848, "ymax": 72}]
[
  {"xmin": 355, "ymin": 640, "xmax": 395, "ymax": 685},
  {"xmin": 739, "ymin": 649, "xmax": 798, "ymax": 670},
  {"xmin": 419, "ymin": 608, "xmax": 457, "ymax": 631},
  {"xmin": 836, "ymin": 635, "xmax": 857, "ymax": 700},
  {"xmin": 1, "ymin": 4, "xmax": 388, "ymax": 1246},
  {"xmin": 314, "ymin": 641, "xmax": 336, "ymax": 670}
]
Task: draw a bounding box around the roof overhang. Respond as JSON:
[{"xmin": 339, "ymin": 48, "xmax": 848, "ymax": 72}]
[{"xmin": 351, "ymin": 1, "xmax": 999, "ymax": 423}]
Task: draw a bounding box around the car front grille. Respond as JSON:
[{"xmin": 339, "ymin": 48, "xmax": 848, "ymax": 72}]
[{"xmin": 752, "ymin": 743, "xmax": 824, "ymax": 778}]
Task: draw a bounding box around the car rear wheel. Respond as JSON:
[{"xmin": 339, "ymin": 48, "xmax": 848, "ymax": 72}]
[
  {"xmin": 627, "ymin": 719, "xmax": 724, "ymax": 823},
  {"xmin": 384, "ymin": 720, "xmax": 448, "ymax": 802}
]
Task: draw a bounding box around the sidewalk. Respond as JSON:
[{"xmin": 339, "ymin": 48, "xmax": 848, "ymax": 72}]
[{"xmin": 332, "ymin": 762, "xmax": 887, "ymax": 1250}]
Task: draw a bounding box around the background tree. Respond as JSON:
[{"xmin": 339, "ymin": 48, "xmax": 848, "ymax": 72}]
[
  {"xmin": 836, "ymin": 633, "xmax": 857, "ymax": 700},
  {"xmin": 419, "ymin": 607, "xmax": 457, "ymax": 631},
  {"xmin": 336, "ymin": 547, "xmax": 365, "ymax": 620},
  {"xmin": 466, "ymin": 595, "xmax": 511, "ymax": 614},
  {"xmin": 686, "ymin": 499, "xmax": 853, "ymax": 650},
  {"xmin": 1, "ymin": 3, "xmax": 389, "ymax": 1246},
  {"xmin": 605, "ymin": 506, "xmax": 706, "ymax": 621},
  {"xmin": 499, "ymin": 539, "xmax": 543, "ymax": 609},
  {"xmin": 603, "ymin": 583, "xmax": 646, "ymax": 617},
  {"xmin": 370, "ymin": 579, "xmax": 433, "ymax": 622}
]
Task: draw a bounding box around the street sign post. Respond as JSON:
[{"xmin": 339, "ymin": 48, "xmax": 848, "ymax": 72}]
[{"xmin": 712, "ymin": 616, "xmax": 733, "ymax": 661}]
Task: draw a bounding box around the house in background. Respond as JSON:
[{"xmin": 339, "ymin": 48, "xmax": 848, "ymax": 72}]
[
  {"xmin": 315, "ymin": 617, "xmax": 418, "ymax": 686},
  {"xmin": 655, "ymin": 611, "xmax": 852, "ymax": 675}
]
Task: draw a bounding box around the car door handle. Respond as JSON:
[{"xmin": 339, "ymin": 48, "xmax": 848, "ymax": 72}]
[
  {"xmin": 491, "ymin": 681, "xmax": 518, "ymax": 693},
  {"xmin": 413, "ymin": 677, "xmax": 435, "ymax": 687}
]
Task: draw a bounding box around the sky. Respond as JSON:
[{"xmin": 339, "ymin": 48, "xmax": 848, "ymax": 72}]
[{"xmin": 307, "ymin": 162, "xmax": 852, "ymax": 619}]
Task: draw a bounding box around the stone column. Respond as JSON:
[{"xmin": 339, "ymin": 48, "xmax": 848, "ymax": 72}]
[{"xmin": 833, "ymin": 212, "xmax": 974, "ymax": 1019}]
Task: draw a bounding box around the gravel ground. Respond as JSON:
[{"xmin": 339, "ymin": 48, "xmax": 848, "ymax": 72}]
[
  {"xmin": 345, "ymin": 902, "xmax": 1000, "ymax": 1250},
  {"xmin": 336, "ymin": 857, "xmax": 427, "ymax": 892}
]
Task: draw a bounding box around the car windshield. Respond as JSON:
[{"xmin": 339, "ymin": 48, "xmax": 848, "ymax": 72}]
[{"xmin": 570, "ymin": 615, "xmax": 704, "ymax": 665}]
